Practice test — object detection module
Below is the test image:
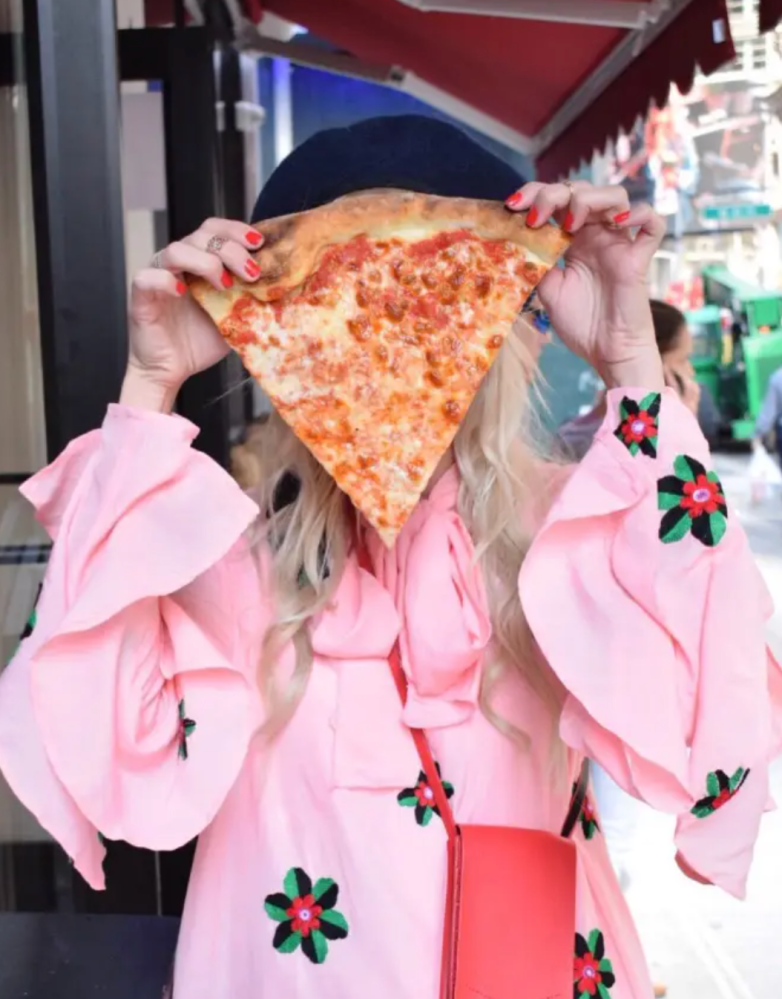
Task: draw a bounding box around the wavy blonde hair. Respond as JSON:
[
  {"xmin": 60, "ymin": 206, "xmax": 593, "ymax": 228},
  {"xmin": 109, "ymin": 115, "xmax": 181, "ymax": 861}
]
[{"xmin": 242, "ymin": 318, "xmax": 562, "ymax": 745}]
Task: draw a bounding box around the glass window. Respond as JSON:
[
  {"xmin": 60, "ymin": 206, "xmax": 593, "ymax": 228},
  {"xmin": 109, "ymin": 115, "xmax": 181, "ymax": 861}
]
[{"xmin": 0, "ymin": 0, "xmax": 61, "ymax": 912}]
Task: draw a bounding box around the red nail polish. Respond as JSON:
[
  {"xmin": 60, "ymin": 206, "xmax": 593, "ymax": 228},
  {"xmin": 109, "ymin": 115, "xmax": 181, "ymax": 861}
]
[
  {"xmin": 246, "ymin": 230, "xmax": 263, "ymax": 246},
  {"xmin": 505, "ymin": 192, "xmax": 523, "ymax": 209},
  {"xmin": 221, "ymin": 270, "xmax": 234, "ymax": 289},
  {"xmin": 564, "ymin": 211, "xmax": 575, "ymax": 231},
  {"xmin": 245, "ymin": 260, "xmax": 261, "ymax": 279},
  {"xmin": 613, "ymin": 211, "xmax": 631, "ymax": 224},
  {"xmin": 175, "ymin": 280, "xmax": 187, "ymax": 296},
  {"xmin": 526, "ymin": 207, "xmax": 539, "ymax": 226}
]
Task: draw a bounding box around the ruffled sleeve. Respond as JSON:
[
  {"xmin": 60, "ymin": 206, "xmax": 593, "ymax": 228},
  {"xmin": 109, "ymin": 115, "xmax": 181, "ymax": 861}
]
[
  {"xmin": 520, "ymin": 387, "xmax": 782, "ymax": 898},
  {"xmin": 0, "ymin": 405, "xmax": 264, "ymax": 888}
]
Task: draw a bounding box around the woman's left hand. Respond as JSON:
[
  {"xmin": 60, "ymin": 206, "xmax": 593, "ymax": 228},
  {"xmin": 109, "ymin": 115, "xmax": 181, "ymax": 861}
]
[{"xmin": 506, "ymin": 181, "xmax": 666, "ymax": 390}]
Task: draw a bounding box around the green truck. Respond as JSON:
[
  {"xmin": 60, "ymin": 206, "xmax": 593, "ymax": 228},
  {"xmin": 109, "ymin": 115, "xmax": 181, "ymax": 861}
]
[{"xmin": 686, "ymin": 266, "xmax": 782, "ymax": 441}]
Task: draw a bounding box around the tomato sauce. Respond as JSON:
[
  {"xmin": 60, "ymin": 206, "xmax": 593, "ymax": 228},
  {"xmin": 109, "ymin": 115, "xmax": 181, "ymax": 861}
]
[
  {"xmin": 225, "ymin": 293, "xmax": 259, "ymax": 345},
  {"xmin": 405, "ymin": 229, "xmax": 475, "ymax": 260},
  {"xmin": 306, "ymin": 235, "xmax": 374, "ymax": 295},
  {"xmin": 410, "ymin": 294, "xmax": 448, "ymax": 329}
]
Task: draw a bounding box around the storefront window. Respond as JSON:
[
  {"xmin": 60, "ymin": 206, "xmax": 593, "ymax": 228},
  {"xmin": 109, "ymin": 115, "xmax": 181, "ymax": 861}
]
[{"xmin": 0, "ymin": 0, "xmax": 58, "ymax": 911}]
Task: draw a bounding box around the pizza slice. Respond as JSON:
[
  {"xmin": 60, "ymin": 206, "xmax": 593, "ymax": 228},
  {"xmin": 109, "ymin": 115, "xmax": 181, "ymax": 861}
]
[{"xmin": 189, "ymin": 190, "xmax": 570, "ymax": 546}]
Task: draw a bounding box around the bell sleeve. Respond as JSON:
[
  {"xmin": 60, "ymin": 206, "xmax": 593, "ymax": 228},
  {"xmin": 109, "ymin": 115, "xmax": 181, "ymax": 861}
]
[
  {"xmin": 520, "ymin": 387, "xmax": 782, "ymax": 898},
  {"xmin": 0, "ymin": 405, "xmax": 265, "ymax": 889}
]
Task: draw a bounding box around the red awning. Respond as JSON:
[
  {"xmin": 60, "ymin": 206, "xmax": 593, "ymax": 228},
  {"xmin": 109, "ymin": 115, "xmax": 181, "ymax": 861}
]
[
  {"xmin": 760, "ymin": 0, "xmax": 782, "ymax": 32},
  {"xmin": 257, "ymin": 0, "xmax": 735, "ymax": 179}
]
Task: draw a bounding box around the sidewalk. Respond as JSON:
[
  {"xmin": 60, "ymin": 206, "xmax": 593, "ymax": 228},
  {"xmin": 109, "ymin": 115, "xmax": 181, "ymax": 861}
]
[{"xmin": 617, "ymin": 453, "xmax": 782, "ymax": 999}]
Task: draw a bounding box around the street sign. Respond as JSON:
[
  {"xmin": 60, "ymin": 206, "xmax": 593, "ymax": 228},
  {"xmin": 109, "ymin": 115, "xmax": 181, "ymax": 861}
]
[{"xmin": 701, "ymin": 204, "xmax": 773, "ymax": 222}]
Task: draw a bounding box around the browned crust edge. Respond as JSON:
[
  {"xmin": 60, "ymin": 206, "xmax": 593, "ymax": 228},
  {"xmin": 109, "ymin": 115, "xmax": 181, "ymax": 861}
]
[{"xmin": 188, "ymin": 189, "xmax": 571, "ymax": 317}]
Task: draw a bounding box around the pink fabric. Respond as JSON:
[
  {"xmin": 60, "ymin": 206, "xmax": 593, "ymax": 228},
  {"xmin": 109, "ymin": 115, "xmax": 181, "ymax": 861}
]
[
  {"xmin": 522, "ymin": 389, "xmax": 782, "ymax": 898},
  {"xmin": 0, "ymin": 390, "xmax": 778, "ymax": 998}
]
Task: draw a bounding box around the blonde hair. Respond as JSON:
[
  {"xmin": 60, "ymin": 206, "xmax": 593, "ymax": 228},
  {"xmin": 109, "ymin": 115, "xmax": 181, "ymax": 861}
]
[{"xmin": 243, "ymin": 318, "xmax": 562, "ymax": 745}]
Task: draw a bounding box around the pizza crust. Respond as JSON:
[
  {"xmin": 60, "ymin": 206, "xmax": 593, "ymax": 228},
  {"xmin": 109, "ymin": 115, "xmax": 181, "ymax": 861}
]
[
  {"xmin": 189, "ymin": 189, "xmax": 570, "ymax": 317},
  {"xmin": 188, "ymin": 190, "xmax": 571, "ymax": 545}
]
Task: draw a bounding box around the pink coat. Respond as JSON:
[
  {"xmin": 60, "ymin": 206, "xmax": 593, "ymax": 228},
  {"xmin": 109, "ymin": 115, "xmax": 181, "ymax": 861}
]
[{"xmin": 1, "ymin": 388, "xmax": 780, "ymax": 998}]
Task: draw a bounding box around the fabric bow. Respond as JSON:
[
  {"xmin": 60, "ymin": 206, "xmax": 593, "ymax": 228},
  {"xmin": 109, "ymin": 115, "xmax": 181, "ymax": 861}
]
[{"xmin": 366, "ymin": 467, "xmax": 493, "ymax": 729}]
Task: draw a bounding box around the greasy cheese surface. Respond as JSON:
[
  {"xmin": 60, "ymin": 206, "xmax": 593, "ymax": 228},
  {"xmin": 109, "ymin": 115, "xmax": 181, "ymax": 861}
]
[{"xmin": 221, "ymin": 228, "xmax": 547, "ymax": 546}]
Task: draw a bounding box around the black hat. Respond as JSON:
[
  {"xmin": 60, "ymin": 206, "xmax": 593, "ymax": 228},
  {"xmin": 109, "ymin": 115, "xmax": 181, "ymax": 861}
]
[{"xmin": 251, "ymin": 114, "xmax": 524, "ymax": 223}]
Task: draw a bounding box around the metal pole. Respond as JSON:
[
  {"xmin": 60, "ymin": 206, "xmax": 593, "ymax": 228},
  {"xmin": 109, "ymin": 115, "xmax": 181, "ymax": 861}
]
[{"xmin": 23, "ymin": 0, "xmax": 128, "ymax": 458}]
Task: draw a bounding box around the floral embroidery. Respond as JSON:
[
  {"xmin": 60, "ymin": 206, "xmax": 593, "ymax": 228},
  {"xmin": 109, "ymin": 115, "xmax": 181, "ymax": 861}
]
[
  {"xmin": 264, "ymin": 867, "xmax": 349, "ymax": 964},
  {"xmin": 574, "ymin": 929, "xmax": 616, "ymax": 999},
  {"xmin": 20, "ymin": 606, "xmax": 37, "ymax": 642},
  {"xmin": 575, "ymin": 786, "xmax": 599, "ymax": 840},
  {"xmin": 9, "ymin": 585, "xmax": 41, "ymax": 663},
  {"xmin": 657, "ymin": 455, "xmax": 728, "ymax": 547},
  {"xmin": 177, "ymin": 699, "xmax": 196, "ymax": 761},
  {"xmin": 691, "ymin": 768, "xmax": 750, "ymax": 818},
  {"xmin": 614, "ymin": 393, "xmax": 661, "ymax": 458},
  {"xmin": 397, "ymin": 763, "xmax": 454, "ymax": 826}
]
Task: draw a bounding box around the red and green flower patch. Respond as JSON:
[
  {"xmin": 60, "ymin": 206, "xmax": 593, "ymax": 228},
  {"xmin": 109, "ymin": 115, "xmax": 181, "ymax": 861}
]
[
  {"xmin": 574, "ymin": 929, "xmax": 615, "ymax": 999},
  {"xmin": 614, "ymin": 393, "xmax": 661, "ymax": 458},
  {"xmin": 176, "ymin": 700, "xmax": 196, "ymax": 761},
  {"xmin": 264, "ymin": 867, "xmax": 349, "ymax": 964},
  {"xmin": 657, "ymin": 455, "xmax": 728, "ymax": 547},
  {"xmin": 691, "ymin": 767, "xmax": 750, "ymax": 818},
  {"xmin": 397, "ymin": 763, "xmax": 454, "ymax": 827},
  {"xmin": 20, "ymin": 605, "xmax": 37, "ymax": 642},
  {"xmin": 10, "ymin": 584, "xmax": 41, "ymax": 663},
  {"xmin": 575, "ymin": 788, "xmax": 600, "ymax": 841}
]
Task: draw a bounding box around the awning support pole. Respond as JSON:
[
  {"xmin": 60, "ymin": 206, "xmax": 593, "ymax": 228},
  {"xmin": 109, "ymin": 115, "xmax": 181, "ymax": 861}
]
[{"xmin": 393, "ymin": 0, "xmax": 670, "ymax": 29}]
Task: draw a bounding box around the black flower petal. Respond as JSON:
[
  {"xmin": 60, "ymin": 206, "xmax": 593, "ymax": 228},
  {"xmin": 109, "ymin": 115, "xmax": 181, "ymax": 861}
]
[
  {"xmin": 273, "ymin": 921, "xmax": 295, "ymax": 949},
  {"xmin": 317, "ymin": 882, "xmax": 339, "ymax": 910},
  {"xmin": 290, "ymin": 867, "xmax": 312, "ymax": 897}
]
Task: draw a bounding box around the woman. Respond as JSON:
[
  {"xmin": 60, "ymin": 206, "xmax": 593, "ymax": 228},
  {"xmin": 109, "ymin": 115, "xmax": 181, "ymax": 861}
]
[
  {"xmin": 0, "ymin": 116, "xmax": 779, "ymax": 999},
  {"xmin": 558, "ymin": 299, "xmax": 702, "ymax": 460}
]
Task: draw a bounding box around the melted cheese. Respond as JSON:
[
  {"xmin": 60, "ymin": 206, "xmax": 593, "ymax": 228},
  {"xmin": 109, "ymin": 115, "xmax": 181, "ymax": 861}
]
[{"xmin": 222, "ymin": 228, "xmax": 547, "ymax": 546}]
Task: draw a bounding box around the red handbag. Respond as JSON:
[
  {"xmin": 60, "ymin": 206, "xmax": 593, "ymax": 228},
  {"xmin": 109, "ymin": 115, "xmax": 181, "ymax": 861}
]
[{"xmin": 387, "ymin": 640, "xmax": 588, "ymax": 999}]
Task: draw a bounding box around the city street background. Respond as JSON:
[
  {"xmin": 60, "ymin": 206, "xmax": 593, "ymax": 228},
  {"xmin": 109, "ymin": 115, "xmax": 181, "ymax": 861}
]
[{"xmin": 622, "ymin": 451, "xmax": 782, "ymax": 999}]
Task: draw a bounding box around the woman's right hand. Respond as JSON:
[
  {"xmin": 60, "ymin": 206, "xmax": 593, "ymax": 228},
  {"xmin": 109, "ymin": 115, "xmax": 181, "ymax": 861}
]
[{"xmin": 122, "ymin": 218, "xmax": 264, "ymax": 411}]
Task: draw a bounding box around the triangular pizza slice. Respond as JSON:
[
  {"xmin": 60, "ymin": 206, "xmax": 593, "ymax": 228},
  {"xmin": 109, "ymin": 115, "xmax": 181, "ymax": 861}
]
[{"xmin": 190, "ymin": 190, "xmax": 570, "ymax": 546}]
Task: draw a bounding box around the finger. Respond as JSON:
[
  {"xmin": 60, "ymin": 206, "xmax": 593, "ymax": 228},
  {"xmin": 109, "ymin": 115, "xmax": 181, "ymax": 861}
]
[
  {"xmin": 156, "ymin": 240, "xmax": 234, "ymax": 291},
  {"xmin": 185, "ymin": 231, "xmax": 261, "ymax": 283},
  {"xmin": 504, "ymin": 182, "xmax": 545, "ymax": 212},
  {"xmin": 611, "ymin": 202, "xmax": 666, "ymax": 252},
  {"xmin": 535, "ymin": 264, "xmax": 564, "ymax": 315},
  {"xmin": 521, "ymin": 181, "xmax": 592, "ymax": 229},
  {"xmin": 560, "ymin": 184, "xmax": 631, "ymax": 233},
  {"xmin": 132, "ymin": 267, "xmax": 188, "ymax": 299},
  {"xmin": 200, "ymin": 216, "xmax": 265, "ymax": 251}
]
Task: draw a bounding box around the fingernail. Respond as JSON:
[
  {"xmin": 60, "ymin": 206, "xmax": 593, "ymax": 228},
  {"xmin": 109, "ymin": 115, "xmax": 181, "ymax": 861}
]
[
  {"xmin": 505, "ymin": 192, "xmax": 524, "ymax": 209},
  {"xmin": 221, "ymin": 270, "xmax": 234, "ymax": 288},
  {"xmin": 564, "ymin": 211, "xmax": 575, "ymax": 232},
  {"xmin": 613, "ymin": 211, "xmax": 631, "ymax": 224},
  {"xmin": 246, "ymin": 230, "xmax": 263, "ymax": 246},
  {"xmin": 245, "ymin": 260, "xmax": 261, "ymax": 279},
  {"xmin": 526, "ymin": 207, "xmax": 539, "ymax": 227},
  {"xmin": 175, "ymin": 280, "xmax": 187, "ymax": 296}
]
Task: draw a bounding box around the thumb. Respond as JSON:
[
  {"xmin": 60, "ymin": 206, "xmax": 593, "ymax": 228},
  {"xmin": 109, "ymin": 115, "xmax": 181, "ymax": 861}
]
[{"xmin": 535, "ymin": 265, "xmax": 565, "ymax": 314}]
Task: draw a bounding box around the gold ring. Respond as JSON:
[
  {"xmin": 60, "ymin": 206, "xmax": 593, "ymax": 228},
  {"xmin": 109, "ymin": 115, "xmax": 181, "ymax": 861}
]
[{"xmin": 206, "ymin": 235, "xmax": 227, "ymax": 255}]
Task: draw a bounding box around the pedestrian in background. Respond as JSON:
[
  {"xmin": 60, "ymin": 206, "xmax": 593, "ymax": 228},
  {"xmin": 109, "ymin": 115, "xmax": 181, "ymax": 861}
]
[
  {"xmin": 754, "ymin": 365, "xmax": 782, "ymax": 468},
  {"xmin": 558, "ymin": 300, "xmax": 704, "ymax": 459}
]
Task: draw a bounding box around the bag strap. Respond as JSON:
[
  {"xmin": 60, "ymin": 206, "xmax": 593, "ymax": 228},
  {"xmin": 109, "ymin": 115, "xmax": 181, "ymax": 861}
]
[
  {"xmin": 389, "ymin": 642, "xmax": 459, "ymax": 841},
  {"xmin": 358, "ymin": 541, "xmax": 588, "ymax": 841}
]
